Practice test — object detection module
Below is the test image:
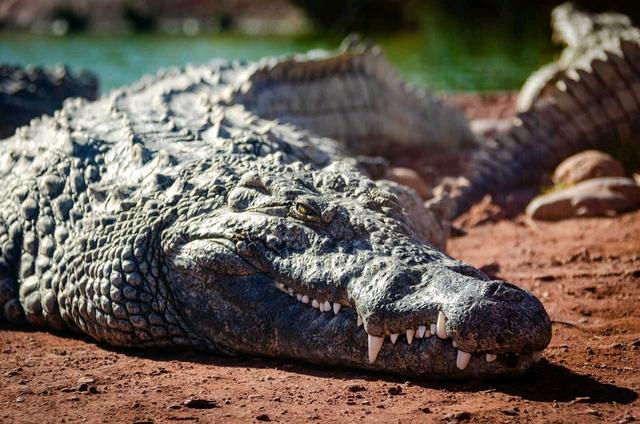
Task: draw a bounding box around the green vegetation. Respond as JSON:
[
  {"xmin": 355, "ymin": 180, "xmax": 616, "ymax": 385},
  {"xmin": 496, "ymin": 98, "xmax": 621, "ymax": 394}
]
[{"xmin": 0, "ymin": 3, "xmax": 558, "ymax": 93}]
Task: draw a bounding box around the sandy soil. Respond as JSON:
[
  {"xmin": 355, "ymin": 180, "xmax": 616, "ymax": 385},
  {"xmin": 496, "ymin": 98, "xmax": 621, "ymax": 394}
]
[{"xmin": 1, "ymin": 93, "xmax": 639, "ymax": 423}]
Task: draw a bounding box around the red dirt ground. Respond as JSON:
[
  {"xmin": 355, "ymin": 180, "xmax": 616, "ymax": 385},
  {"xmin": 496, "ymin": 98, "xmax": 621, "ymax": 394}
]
[{"xmin": 1, "ymin": 94, "xmax": 639, "ymax": 423}]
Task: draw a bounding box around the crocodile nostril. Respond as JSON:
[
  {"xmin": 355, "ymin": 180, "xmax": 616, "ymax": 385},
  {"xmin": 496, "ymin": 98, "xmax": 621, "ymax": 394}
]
[{"xmin": 486, "ymin": 281, "xmax": 526, "ymax": 302}]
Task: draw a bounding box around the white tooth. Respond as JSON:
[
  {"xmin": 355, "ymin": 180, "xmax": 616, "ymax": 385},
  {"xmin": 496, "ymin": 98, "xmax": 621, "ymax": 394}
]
[
  {"xmin": 296, "ymin": 294, "xmax": 303, "ymax": 301},
  {"xmin": 357, "ymin": 315, "xmax": 363, "ymax": 327},
  {"xmin": 532, "ymin": 351, "xmax": 543, "ymax": 363},
  {"xmin": 368, "ymin": 334, "xmax": 384, "ymax": 363},
  {"xmin": 333, "ymin": 303, "xmax": 341, "ymax": 315},
  {"xmin": 417, "ymin": 325, "xmax": 426, "ymax": 338},
  {"xmin": 452, "ymin": 340, "xmax": 457, "ymax": 348},
  {"xmin": 323, "ymin": 300, "xmax": 331, "ymax": 312},
  {"xmin": 430, "ymin": 323, "xmax": 436, "ymax": 335},
  {"xmin": 456, "ymin": 350, "xmax": 472, "ymax": 370},
  {"xmin": 485, "ymin": 353, "xmax": 497, "ymax": 362},
  {"xmin": 390, "ymin": 333, "xmax": 399, "ymax": 344},
  {"xmin": 436, "ymin": 311, "xmax": 449, "ymax": 339},
  {"xmin": 288, "ymin": 288, "xmax": 294, "ymax": 296},
  {"xmin": 406, "ymin": 329, "xmax": 415, "ymax": 345},
  {"xmin": 312, "ymin": 299, "xmax": 319, "ymax": 308},
  {"xmin": 301, "ymin": 295, "xmax": 309, "ymax": 304}
]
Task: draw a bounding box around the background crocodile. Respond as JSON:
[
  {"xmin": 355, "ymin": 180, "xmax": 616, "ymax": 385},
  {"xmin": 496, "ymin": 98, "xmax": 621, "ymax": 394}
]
[
  {"xmin": 451, "ymin": 3, "xmax": 640, "ymax": 217},
  {"xmin": 0, "ymin": 64, "xmax": 98, "ymax": 139},
  {"xmin": 0, "ymin": 45, "xmax": 550, "ymax": 379},
  {"xmin": 518, "ymin": 2, "xmax": 640, "ymax": 112}
]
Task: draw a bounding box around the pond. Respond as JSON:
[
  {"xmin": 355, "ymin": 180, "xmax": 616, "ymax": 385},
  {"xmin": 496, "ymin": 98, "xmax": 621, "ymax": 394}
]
[{"xmin": 0, "ymin": 9, "xmax": 557, "ymax": 93}]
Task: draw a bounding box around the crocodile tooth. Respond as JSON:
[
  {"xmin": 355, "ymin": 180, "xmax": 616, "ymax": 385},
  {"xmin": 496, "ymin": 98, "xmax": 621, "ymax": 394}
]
[
  {"xmin": 436, "ymin": 311, "xmax": 449, "ymax": 339},
  {"xmin": 452, "ymin": 340, "xmax": 458, "ymax": 348},
  {"xmin": 333, "ymin": 303, "xmax": 341, "ymax": 314},
  {"xmin": 390, "ymin": 333, "xmax": 399, "ymax": 344},
  {"xmin": 416, "ymin": 325, "xmax": 426, "ymax": 338},
  {"xmin": 312, "ymin": 299, "xmax": 319, "ymax": 308},
  {"xmin": 322, "ymin": 300, "xmax": 331, "ymax": 312},
  {"xmin": 296, "ymin": 294, "xmax": 303, "ymax": 301},
  {"xmin": 456, "ymin": 350, "xmax": 472, "ymax": 370},
  {"xmin": 301, "ymin": 295, "xmax": 309, "ymax": 304},
  {"xmin": 532, "ymin": 351, "xmax": 543, "ymax": 363},
  {"xmin": 430, "ymin": 323, "xmax": 436, "ymax": 335},
  {"xmin": 368, "ymin": 334, "xmax": 384, "ymax": 363},
  {"xmin": 277, "ymin": 283, "xmax": 285, "ymax": 290},
  {"xmin": 406, "ymin": 329, "xmax": 415, "ymax": 345},
  {"xmin": 485, "ymin": 353, "xmax": 497, "ymax": 362},
  {"xmin": 357, "ymin": 315, "xmax": 363, "ymax": 327},
  {"xmin": 288, "ymin": 288, "xmax": 294, "ymax": 296}
]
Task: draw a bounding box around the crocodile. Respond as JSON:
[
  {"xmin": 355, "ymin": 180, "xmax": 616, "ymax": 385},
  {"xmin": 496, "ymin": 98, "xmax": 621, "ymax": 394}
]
[
  {"xmin": 0, "ymin": 64, "xmax": 98, "ymax": 139},
  {"xmin": 451, "ymin": 7, "xmax": 640, "ymax": 217},
  {"xmin": 0, "ymin": 46, "xmax": 550, "ymax": 380},
  {"xmin": 518, "ymin": 2, "xmax": 640, "ymax": 112}
]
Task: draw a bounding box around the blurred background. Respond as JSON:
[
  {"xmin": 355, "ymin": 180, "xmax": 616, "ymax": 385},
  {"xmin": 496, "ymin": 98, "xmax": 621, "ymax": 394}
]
[{"xmin": 1, "ymin": 0, "xmax": 640, "ymax": 93}]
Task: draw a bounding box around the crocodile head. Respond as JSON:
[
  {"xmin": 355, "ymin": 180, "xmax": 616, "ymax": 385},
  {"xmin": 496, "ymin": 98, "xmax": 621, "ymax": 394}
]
[{"xmin": 163, "ymin": 159, "xmax": 551, "ymax": 379}]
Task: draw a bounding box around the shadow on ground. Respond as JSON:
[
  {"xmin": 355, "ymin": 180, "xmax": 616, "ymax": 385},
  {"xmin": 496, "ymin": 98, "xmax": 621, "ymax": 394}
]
[{"xmin": 95, "ymin": 339, "xmax": 638, "ymax": 405}]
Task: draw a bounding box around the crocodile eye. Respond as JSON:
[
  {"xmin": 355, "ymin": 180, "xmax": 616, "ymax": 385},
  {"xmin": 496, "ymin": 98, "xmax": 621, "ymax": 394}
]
[{"xmin": 291, "ymin": 201, "xmax": 321, "ymax": 222}]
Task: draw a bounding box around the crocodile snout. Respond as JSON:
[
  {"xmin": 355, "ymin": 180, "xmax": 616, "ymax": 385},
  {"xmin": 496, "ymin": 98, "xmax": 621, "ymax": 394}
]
[{"xmin": 346, "ymin": 261, "xmax": 552, "ymax": 374}]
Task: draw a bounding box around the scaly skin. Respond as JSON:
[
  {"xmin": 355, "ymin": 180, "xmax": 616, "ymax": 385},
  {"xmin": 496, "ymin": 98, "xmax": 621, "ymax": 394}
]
[
  {"xmin": 453, "ymin": 37, "xmax": 640, "ymax": 217},
  {"xmin": 0, "ymin": 64, "xmax": 98, "ymax": 138},
  {"xmin": 227, "ymin": 41, "xmax": 478, "ymax": 157},
  {"xmin": 0, "ymin": 51, "xmax": 550, "ymax": 380},
  {"xmin": 518, "ymin": 2, "xmax": 640, "ymax": 112}
]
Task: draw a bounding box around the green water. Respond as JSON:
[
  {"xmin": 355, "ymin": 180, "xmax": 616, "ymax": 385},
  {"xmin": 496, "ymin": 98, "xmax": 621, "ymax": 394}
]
[{"xmin": 0, "ymin": 13, "xmax": 557, "ymax": 93}]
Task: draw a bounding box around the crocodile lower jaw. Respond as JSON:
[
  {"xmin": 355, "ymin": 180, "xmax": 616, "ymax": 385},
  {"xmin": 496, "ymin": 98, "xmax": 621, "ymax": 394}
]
[{"xmin": 275, "ymin": 282, "xmax": 544, "ymax": 371}]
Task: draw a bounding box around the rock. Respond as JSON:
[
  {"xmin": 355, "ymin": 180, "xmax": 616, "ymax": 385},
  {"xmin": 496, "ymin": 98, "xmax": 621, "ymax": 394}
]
[
  {"xmin": 553, "ymin": 150, "xmax": 625, "ymax": 185},
  {"xmin": 4, "ymin": 367, "xmax": 22, "ymax": 377},
  {"xmin": 387, "ymin": 385, "xmax": 402, "ymax": 396},
  {"xmin": 182, "ymin": 398, "xmax": 218, "ymax": 409},
  {"xmin": 442, "ymin": 411, "xmax": 472, "ymax": 421},
  {"xmin": 502, "ymin": 407, "xmax": 519, "ymax": 415},
  {"xmin": 256, "ymin": 414, "xmax": 271, "ymax": 421},
  {"xmin": 383, "ymin": 167, "xmax": 431, "ymax": 199},
  {"xmin": 345, "ymin": 384, "xmax": 366, "ymax": 393},
  {"xmin": 526, "ymin": 177, "xmax": 640, "ymax": 220}
]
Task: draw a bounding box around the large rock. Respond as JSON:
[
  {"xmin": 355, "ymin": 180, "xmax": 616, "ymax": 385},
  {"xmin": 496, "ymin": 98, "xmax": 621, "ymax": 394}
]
[
  {"xmin": 526, "ymin": 177, "xmax": 640, "ymax": 220},
  {"xmin": 552, "ymin": 150, "xmax": 625, "ymax": 185}
]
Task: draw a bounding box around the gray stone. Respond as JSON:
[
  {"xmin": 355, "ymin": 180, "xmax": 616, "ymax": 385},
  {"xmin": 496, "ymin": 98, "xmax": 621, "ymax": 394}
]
[
  {"xmin": 553, "ymin": 150, "xmax": 625, "ymax": 185},
  {"xmin": 526, "ymin": 177, "xmax": 640, "ymax": 220}
]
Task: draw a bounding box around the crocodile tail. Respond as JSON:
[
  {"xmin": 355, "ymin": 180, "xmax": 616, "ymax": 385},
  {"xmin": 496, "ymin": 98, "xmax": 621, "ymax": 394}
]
[
  {"xmin": 227, "ymin": 46, "xmax": 477, "ymax": 157},
  {"xmin": 452, "ymin": 39, "xmax": 640, "ymax": 218}
]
